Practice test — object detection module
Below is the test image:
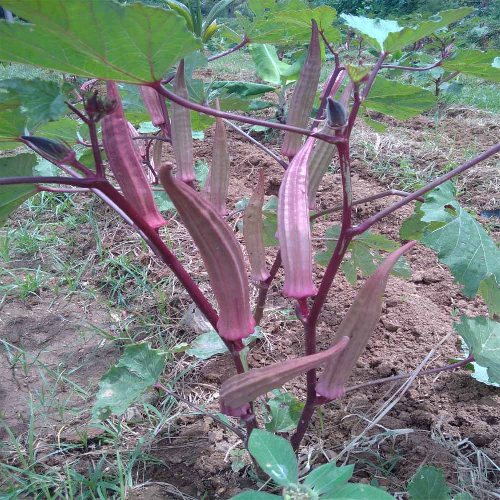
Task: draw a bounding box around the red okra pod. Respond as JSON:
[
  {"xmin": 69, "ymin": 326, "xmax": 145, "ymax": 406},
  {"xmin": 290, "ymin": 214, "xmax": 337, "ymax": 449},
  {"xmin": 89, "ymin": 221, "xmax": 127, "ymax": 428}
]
[
  {"xmin": 243, "ymin": 169, "xmax": 269, "ymax": 281},
  {"xmin": 209, "ymin": 99, "xmax": 230, "ymax": 215},
  {"xmin": 278, "ymin": 135, "xmax": 317, "ymax": 299},
  {"xmin": 316, "ymin": 241, "xmax": 417, "ymax": 400},
  {"xmin": 171, "ymin": 60, "xmax": 195, "ymax": 183},
  {"xmin": 102, "ymin": 82, "xmax": 166, "ymax": 229},
  {"xmin": 158, "ymin": 163, "xmax": 255, "ymax": 341},
  {"xmin": 220, "ymin": 337, "xmax": 349, "ymax": 413},
  {"xmin": 139, "ymin": 85, "xmax": 165, "ymax": 127},
  {"xmin": 281, "ymin": 19, "xmax": 321, "ymax": 159}
]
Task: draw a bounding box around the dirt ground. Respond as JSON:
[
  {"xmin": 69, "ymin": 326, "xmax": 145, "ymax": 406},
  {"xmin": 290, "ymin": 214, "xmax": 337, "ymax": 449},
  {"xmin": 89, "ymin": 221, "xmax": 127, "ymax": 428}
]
[{"xmin": 1, "ymin": 105, "xmax": 499, "ymax": 499}]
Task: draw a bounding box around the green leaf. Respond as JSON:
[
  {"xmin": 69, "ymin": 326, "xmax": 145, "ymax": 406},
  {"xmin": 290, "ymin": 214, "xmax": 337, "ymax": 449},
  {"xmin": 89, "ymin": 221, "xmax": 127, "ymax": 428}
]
[
  {"xmin": 92, "ymin": 343, "xmax": 165, "ymax": 419},
  {"xmin": 364, "ymin": 77, "xmax": 436, "ymax": 120},
  {"xmin": 453, "ymin": 495, "xmax": 474, "ymax": 500},
  {"xmin": 230, "ymin": 492, "xmax": 280, "ymax": 500},
  {"xmin": 455, "ymin": 316, "xmax": 500, "ymax": 386},
  {"xmin": 35, "ymin": 118, "xmax": 79, "ymax": 144},
  {"xmin": 419, "ymin": 182, "xmax": 500, "ymax": 298},
  {"xmin": 0, "ymin": 0, "xmax": 202, "ymax": 83},
  {"xmin": 340, "ymin": 15, "xmax": 402, "ymax": 53},
  {"xmin": 383, "ymin": 9, "xmax": 473, "ymax": 53},
  {"xmin": 399, "ymin": 208, "xmax": 427, "ymax": 241},
  {"xmin": 248, "ymin": 429, "xmax": 298, "ymax": 486},
  {"xmin": 187, "ymin": 328, "xmax": 263, "ymax": 360},
  {"xmin": 249, "ymin": 44, "xmax": 294, "ymax": 85},
  {"xmin": 341, "ymin": 9, "xmax": 472, "ymax": 53},
  {"xmin": 210, "ymin": 81, "xmax": 276, "ymax": 98},
  {"xmin": 407, "ymin": 466, "xmax": 450, "ymax": 500},
  {"xmin": 362, "ymin": 116, "xmax": 388, "ymax": 133},
  {"xmin": 325, "ymin": 482, "xmax": 394, "ymax": 499},
  {"xmin": 191, "ymin": 111, "xmax": 216, "ymax": 131},
  {"xmin": 0, "ymin": 78, "xmax": 69, "ymax": 129},
  {"xmin": 304, "ymin": 463, "xmax": 354, "ymax": 495},
  {"xmin": 478, "ymin": 274, "xmax": 500, "ymax": 318},
  {"xmin": 265, "ymin": 392, "xmax": 304, "ymax": 432},
  {"xmin": 118, "ymin": 84, "xmax": 151, "ymax": 125},
  {"xmin": 315, "ymin": 226, "xmax": 409, "ymax": 285},
  {"xmin": 441, "ymin": 49, "xmax": 500, "ymax": 82},
  {"xmin": 0, "ymin": 153, "xmax": 38, "ymax": 227},
  {"xmin": 0, "ymin": 108, "xmax": 25, "ymax": 149}
]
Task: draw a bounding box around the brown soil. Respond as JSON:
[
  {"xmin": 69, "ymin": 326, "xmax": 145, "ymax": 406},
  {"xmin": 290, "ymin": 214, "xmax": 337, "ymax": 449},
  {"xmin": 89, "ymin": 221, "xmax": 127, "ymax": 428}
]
[{"xmin": 1, "ymin": 106, "xmax": 499, "ymax": 499}]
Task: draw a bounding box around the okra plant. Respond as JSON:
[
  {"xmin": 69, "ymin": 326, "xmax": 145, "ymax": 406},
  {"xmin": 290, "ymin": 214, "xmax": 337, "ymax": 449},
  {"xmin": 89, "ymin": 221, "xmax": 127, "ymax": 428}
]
[{"xmin": 0, "ymin": 0, "xmax": 499, "ymax": 497}]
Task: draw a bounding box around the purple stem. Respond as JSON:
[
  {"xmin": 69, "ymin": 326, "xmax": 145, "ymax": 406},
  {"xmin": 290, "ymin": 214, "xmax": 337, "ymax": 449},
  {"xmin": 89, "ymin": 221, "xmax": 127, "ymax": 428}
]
[
  {"xmin": 153, "ymin": 82, "xmax": 346, "ymax": 146},
  {"xmin": 351, "ymin": 142, "xmax": 500, "ymax": 236},
  {"xmin": 291, "ymin": 142, "xmax": 353, "ymax": 451},
  {"xmin": 37, "ymin": 186, "xmax": 89, "ymax": 193},
  {"xmin": 87, "ymin": 120, "xmax": 105, "ymax": 178},
  {"xmin": 312, "ymin": 65, "xmax": 342, "ymax": 129},
  {"xmin": 381, "ymin": 60, "xmax": 442, "ymax": 71},
  {"xmin": 157, "ymin": 89, "xmax": 172, "ymax": 138},
  {"xmin": 207, "ymin": 37, "xmax": 249, "ymax": 62},
  {"xmin": 319, "ymin": 30, "xmax": 338, "ymax": 58},
  {"xmin": 362, "ymin": 52, "xmax": 389, "ymax": 100}
]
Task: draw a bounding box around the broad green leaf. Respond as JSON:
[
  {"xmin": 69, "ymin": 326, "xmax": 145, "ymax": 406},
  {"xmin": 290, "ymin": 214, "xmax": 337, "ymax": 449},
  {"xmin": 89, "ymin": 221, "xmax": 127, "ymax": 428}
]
[
  {"xmin": 191, "ymin": 111, "xmax": 216, "ymax": 131},
  {"xmin": 92, "ymin": 343, "xmax": 165, "ymax": 419},
  {"xmin": 118, "ymin": 84, "xmax": 151, "ymax": 125},
  {"xmin": 442, "ymin": 49, "xmax": 500, "ymax": 82},
  {"xmin": 340, "ymin": 15, "xmax": 402, "ymax": 53},
  {"xmin": 0, "ymin": 0, "xmax": 202, "ymax": 84},
  {"xmin": 210, "ymin": 81, "xmax": 276, "ymax": 98},
  {"xmin": 364, "ymin": 77, "xmax": 436, "ymax": 120},
  {"xmin": 455, "ymin": 316, "xmax": 500, "ymax": 386},
  {"xmin": 248, "ymin": 429, "xmax": 298, "ymax": 486},
  {"xmin": 230, "ymin": 492, "xmax": 280, "ymax": 500},
  {"xmin": 34, "ymin": 158, "xmax": 59, "ymax": 177},
  {"xmin": 187, "ymin": 328, "xmax": 263, "ymax": 360},
  {"xmin": 325, "ymin": 483, "xmax": 394, "ymax": 499},
  {"xmin": 420, "ymin": 182, "xmax": 500, "ymax": 298},
  {"xmin": 315, "ymin": 226, "xmax": 409, "ymax": 285},
  {"xmin": 341, "ymin": 9, "xmax": 472, "ymax": 53},
  {"xmin": 36, "ymin": 118, "xmax": 79, "ymax": 144},
  {"xmin": 0, "ymin": 153, "xmax": 38, "ymax": 227},
  {"xmin": 0, "ymin": 108, "xmax": 25, "ymax": 149},
  {"xmin": 407, "ymin": 466, "xmax": 450, "ymax": 500},
  {"xmin": 383, "ymin": 9, "xmax": 473, "ymax": 53},
  {"xmin": 362, "ymin": 116, "xmax": 388, "ymax": 133},
  {"xmin": 219, "ymin": 24, "xmax": 243, "ymax": 44},
  {"xmin": 265, "ymin": 392, "xmax": 304, "ymax": 432},
  {"xmin": 478, "ymin": 274, "xmax": 500, "ymax": 318},
  {"xmin": 0, "ymin": 78, "xmax": 69, "ymax": 129},
  {"xmin": 249, "ymin": 44, "xmax": 293, "ymax": 85},
  {"xmin": 304, "ymin": 463, "xmax": 354, "ymax": 495}
]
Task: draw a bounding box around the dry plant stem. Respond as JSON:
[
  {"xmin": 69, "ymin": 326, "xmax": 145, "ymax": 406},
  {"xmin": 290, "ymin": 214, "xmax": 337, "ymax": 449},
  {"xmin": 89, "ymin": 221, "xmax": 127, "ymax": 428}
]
[
  {"xmin": 153, "ymin": 83, "xmax": 346, "ymax": 146},
  {"xmin": 253, "ymin": 252, "xmax": 282, "ymax": 326},
  {"xmin": 291, "ymin": 143, "xmax": 353, "ymax": 451},
  {"xmin": 343, "ymin": 355, "xmax": 474, "ymax": 396},
  {"xmin": 352, "ymin": 142, "xmax": 500, "ymax": 236},
  {"xmin": 154, "ymin": 382, "xmax": 246, "ymax": 440},
  {"xmin": 310, "ymin": 190, "xmax": 425, "ymax": 221},
  {"xmin": 207, "ymin": 37, "xmax": 248, "ymax": 62},
  {"xmin": 222, "ymin": 119, "xmax": 288, "ymax": 169}
]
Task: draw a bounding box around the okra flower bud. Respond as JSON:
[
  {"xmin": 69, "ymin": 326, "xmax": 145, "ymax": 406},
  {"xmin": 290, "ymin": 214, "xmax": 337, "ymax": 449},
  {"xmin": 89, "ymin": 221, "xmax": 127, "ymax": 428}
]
[
  {"xmin": 171, "ymin": 60, "xmax": 195, "ymax": 183},
  {"xmin": 220, "ymin": 337, "xmax": 349, "ymax": 413},
  {"xmin": 209, "ymin": 99, "xmax": 230, "ymax": 215},
  {"xmin": 158, "ymin": 164, "xmax": 255, "ymax": 341},
  {"xmin": 281, "ymin": 20, "xmax": 321, "ymax": 159},
  {"xmin": 278, "ymin": 135, "xmax": 317, "ymax": 299},
  {"xmin": 316, "ymin": 241, "xmax": 417, "ymax": 400},
  {"xmin": 243, "ymin": 169, "xmax": 269, "ymax": 281},
  {"xmin": 101, "ymin": 82, "xmax": 166, "ymax": 229}
]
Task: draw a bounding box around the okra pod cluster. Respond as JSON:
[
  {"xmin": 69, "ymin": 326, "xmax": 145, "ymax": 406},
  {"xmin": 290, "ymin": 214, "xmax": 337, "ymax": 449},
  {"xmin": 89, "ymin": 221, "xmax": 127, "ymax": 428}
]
[
  {"xmin": 243, "ymin": 170, "xmax": 269, "ymax": 282},
  {"xmin": 278, "ymin": 135, "xmax": 317, "ymax": 299},
  {"xmin": 316, "ymin": 241, "xmax": 417, "ymax": 400},
  {"xmin": 170, "ymin": 60, "xmax": 195, "ymax": 183},
  {"xmin": 101, "ymin": 82, "xmax": 166, "ymax": 230},
  {"xmin": 281, "ymin": 19, "xmax": 321, "ymax": 159},
  {"xmin": 158, "ymin": 164, "xmax": 255, "ymax": 341}
]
